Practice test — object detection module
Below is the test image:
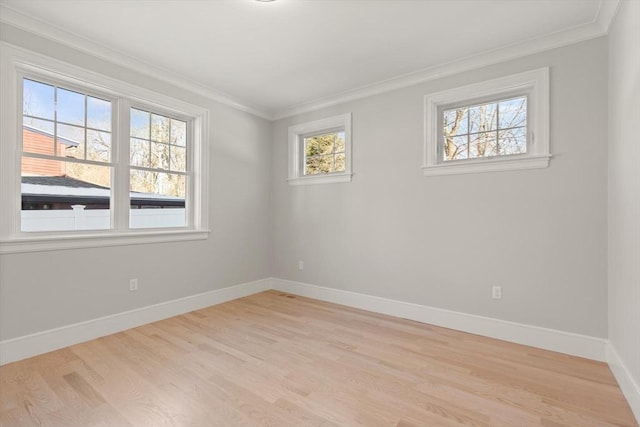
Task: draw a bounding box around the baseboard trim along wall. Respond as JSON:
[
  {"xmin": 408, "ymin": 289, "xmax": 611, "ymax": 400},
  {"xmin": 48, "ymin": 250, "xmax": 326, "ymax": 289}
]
[
  {"xmin": 3, "ymin": 277, "xmax": 635, "ymax": 421},
  {"xmin": 0, "ymin": 278, "xmax": 272, "ymax": 366},
  {"xmin": 270, "ymin": 278, "xmax": 608, "ymax": 362},
  {"xmin": 607, "ymin": 342, "xmax": 640, "ymax": 423},
  {"xmin": 0, "ymin": 276, "xmax": 607, "ymax": 365}
]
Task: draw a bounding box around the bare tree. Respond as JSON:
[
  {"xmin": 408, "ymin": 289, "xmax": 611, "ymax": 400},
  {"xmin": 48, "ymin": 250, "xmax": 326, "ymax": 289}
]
[{"xmin": 443, "ymin": 97, "xmax": 526, "ymax": 161}]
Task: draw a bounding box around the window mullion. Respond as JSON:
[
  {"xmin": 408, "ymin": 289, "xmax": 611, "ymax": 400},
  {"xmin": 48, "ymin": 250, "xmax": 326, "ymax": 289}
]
[{"xmin": 112, "ymin": 99, "xmax": 130, "ymax": 231}]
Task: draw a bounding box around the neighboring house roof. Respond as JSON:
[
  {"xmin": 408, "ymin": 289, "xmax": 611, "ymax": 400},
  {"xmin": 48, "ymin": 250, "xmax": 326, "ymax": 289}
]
[
  {"xmin": 23, "ymin": 123, "xmax": 80, "ymax": 147},
  {"xmin": 22, "ymin": 175, "xmax": 108, "ymax": 189},
  {"xmin": 21, "ymin": 176, "xmax": 185, "ymax": 207}
]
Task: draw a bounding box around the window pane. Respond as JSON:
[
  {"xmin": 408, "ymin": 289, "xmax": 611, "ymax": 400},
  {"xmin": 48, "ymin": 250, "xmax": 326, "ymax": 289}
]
[
  {"xmin": 23, "ymin": 79, "xmax": 54, "ymax": 120},
  {"xmin": 443, "ymin": 108, "xmax": 468, "ymax": 136},
  {"xmin": 335, "ymin": 132, "xmax": 346, "ymax": 153},
  {"xmin": 443, "ymin": 135, "xmax": 468, "ymax": 161},
  {"xmin": 305, "ymin": 138, "xmax": 320, "ymax": 156},
  {"xmin": 86, "ymin": 130, "xmax": 111, "ymax": 162},
  {"xmin": 130, "ymin": 170, "xmax": 186, "ymax": 229},
  {"xmin": 335, "ymin": 153, "xmax": 346, "ymax": 172},
  {"xmin": 23, "ymin": 119, "xmax": 55, "ymax": 156},
  {"xmin": 23, "ymin": 117, "xmax": 54, "ymax": 135},
  {"xmin": 469, "ymin": 102, "xmax": 497, "ymax": 133},
  {"xmin": 57, "ymin": 124, "xmax": 85, "ymax": 160},
  {"xmin": 131, "ymin": 108, "xmax": 150, "ymax": 139},
  {"xmin": 470, "ymin": 132, "xmax": 498, "ymax": 158},
  {"xmin": 305, "ymin": 133, "xmax": 335, "ymax": 156},
  {"xmin": 170, "ymin": 119, "xmax": 187, "ymax": 146},
  {"xmin": 130, "ymin": 138, "xmax": 150, "ymax": 168},
  {"xmin": 21, "ymin": 157, "xmax": 111, "ymax": 232},
  {"xmin": 318, "ymin": 155, "xmax": 333, "ymax": 173},
  {"xmin": 151, "ymin": 142, "xmax": 170, "ymax": 170},
  {"xmin": 151, "ymin": 113, "xmax": 170, "ymax": 143},
  {"xmin": 130, "ymin": 170, "xmax": 186, "ymax": 199},
  {"xmin": 499, "ymin": 127, "xmax": 527, "ymax": 155},
  {"xmin": 87, "ymin": 96, "xmax": 111, "ymax": 131},
  {"xmin": 170, "ymin": 146, "xmax": 186, "ymax": 172},
  {"xmin": 57, "ymin": 88, "xmax": 85, "ymax": 126},
  {"xmin": 498, "ymin": 96, "xmax": 527, "ymax": 129},
  {"xmin": 305, "ymin": 156, "xmax": 321, "ymax": 175}
]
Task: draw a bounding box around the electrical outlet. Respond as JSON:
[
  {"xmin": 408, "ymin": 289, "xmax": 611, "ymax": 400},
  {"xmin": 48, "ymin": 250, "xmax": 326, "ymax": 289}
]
[
  {"xmin": 298, "ymin": 260, "xmax": 304, "ymax": 270},
  {"xmin": 130, "ymin": 278, "xmax": 138, "ymax": 292},
  {"xmin": 492, "ymin": 286, "xmax": 502, "ymax": 300}
]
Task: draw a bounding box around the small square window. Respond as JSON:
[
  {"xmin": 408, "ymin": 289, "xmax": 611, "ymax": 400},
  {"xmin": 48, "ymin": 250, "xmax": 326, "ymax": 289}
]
[{"xmin": 288, "ymin": 113, "xmax": 352, "ymax": 185}]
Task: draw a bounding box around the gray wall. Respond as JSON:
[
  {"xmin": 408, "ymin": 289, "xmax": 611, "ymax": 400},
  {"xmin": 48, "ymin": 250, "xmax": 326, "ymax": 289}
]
[
  {"xmin": 0, "ymin": 24, "xmax": 615, "ymax": 345},
  {"xmin": 0, "ymin": 25, "xmax": 273, "ymax": 340},
  {"xmin": 272, "ymin": 38, "xmax": 609, "ymax": 338},
  {"xmin": 608, "ymin": 0, "xmax": 640, "ymax": 392}
]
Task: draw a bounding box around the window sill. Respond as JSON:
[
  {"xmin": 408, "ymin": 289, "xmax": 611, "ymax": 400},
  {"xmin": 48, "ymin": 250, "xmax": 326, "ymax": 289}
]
[
  {"xmin": 287, "ymin": 172, "xmax": 353, "ymax": 186},
  {"xmin": 422, "ymin": 154, "xmax": 551, "ymax": 177},
  {"xmin": 0, "ymin": 229, "xmax": 210, "ymax": 254}
]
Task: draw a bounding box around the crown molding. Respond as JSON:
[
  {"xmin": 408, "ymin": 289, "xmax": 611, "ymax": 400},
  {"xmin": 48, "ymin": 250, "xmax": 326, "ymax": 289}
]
[
  {"xmin": 0, "ymin": 1, "xmax": 619, "ymax": 122},
  {"xmin": 596, "ymin": 0, "xmax": 621, "ymax": 33},
  {"xmin": 273, "ymin": 14, "xmax": 612, "ymax": 120},
  {"xmin": 0, "ymin": 4, "xmax": 274, "ymax": 120}
]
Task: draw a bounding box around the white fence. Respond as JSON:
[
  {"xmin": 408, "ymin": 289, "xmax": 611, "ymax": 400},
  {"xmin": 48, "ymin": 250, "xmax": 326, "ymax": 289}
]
[{"xmin": 21, "ymin": 206, "xmax": 185, "ymax": 231}]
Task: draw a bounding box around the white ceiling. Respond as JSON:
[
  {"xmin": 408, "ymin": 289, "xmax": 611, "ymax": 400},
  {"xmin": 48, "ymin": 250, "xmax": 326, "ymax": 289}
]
[{"xmin": 0, "ymin": 0, "xmax": 615, "ymax": 118}]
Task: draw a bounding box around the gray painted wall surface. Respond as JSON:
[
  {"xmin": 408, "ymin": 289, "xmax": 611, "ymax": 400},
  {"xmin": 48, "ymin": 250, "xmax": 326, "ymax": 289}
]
[
  {"xmin": 608, "ymin": 0, "xmax": 640, "ymax": 391},
  {"xmin": 0, "ymin": 25, "xmax": 273, "ymax": 340},
  {"xmin": 0, "ymin": 26, "xmax": 614, "ymax": 343},
  {"xmin": 272, "ymin": 38, "xmax": 609, "ymax": 338}
]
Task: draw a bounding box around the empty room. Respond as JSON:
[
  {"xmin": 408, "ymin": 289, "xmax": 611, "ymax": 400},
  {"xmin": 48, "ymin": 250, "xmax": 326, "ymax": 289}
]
[{"xmin": 0, "ymin": 0, "xmax": 638, "ymax": 426}]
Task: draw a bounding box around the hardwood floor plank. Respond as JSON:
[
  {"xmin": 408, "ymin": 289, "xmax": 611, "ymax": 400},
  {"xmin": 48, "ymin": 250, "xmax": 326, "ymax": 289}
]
[{"xmin": 0, "ymin": 291, "xmax": 636, "ymax": 426}]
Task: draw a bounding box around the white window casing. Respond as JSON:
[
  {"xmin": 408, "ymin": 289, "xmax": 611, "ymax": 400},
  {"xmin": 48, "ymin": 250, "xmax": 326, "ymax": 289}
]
[
  {"xmin": 423, "ymin": 68, "xmax": 551, "ymax": 176},
  {"xmin": 288, "ymin": 113, "xmax": 352, "ymax": 185},
  {"xmin": 0, "ymin": 43, "xmax": 210, "ymax": 254}
]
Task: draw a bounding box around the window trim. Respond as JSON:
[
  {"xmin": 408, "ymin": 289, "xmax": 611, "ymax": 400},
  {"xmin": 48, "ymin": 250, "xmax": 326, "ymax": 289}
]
[
  {"xmin": 423, "ymin": 68, "xmax": 550, "ymax": 176},
  {"xmin": 0, "ymin": 43, "xmax": 210, "ymax": 254},
  {"xmin": 288, "ymin": 113, "xmax": 352, "ymax": 186}
]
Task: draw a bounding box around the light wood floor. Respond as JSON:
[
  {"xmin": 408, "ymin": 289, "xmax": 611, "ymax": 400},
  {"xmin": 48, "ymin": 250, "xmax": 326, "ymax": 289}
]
[{"xmin": 0, "ymin": 291, "xmax": 636, "ymax": 427}]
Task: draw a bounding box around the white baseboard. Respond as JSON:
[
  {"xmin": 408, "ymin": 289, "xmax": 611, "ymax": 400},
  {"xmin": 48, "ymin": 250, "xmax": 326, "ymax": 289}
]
[
  {"xmin": 3, "ymin": 275, "xmax": 633, "ymax": 420},
  {"xmin": 607, "ymin": 342, "xmax": 640, "ymax": 424},
  {"xmin": 0, "ymin": 278, "xmax": 272, "ymax": 366},
  {"xmin": 0, "ymin": 276, "xmax": 610, "ymax": 367},
  {"xmin": 271, "ymin": 278, "xmax": 607, "ymax": 361}
]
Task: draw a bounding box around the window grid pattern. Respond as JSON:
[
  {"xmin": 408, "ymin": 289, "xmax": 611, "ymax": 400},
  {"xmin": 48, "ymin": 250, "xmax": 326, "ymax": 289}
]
[
  {"xmin": 129, "ymin": 108, "xmax": 187, "ymax": 174},
  {"xmin": 129, "ymin": 108, "xmax": 188, "ymax": 227},
  {"xmin": 303, "ymin": 131, "xmax": 346, "ymax": 176},
  {"xmin": 18, "ymin": 77, "xmax": 193, "ymax": 232},
  {"xmin": 22, "ymin": 78, "xmax": 113, "ymax": 165},
  {"xmin": 442, "ymin": 96, "xmax": 527, "ymax": 162}
]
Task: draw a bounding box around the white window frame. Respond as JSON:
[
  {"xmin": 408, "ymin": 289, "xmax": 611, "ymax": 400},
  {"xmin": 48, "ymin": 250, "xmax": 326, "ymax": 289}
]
[
  {"xmin": 0, "ymin": 43, "xmax": 210, "ymax": 254},
  {"xmin": 423, "ymin": 68, "xmax": 550, "ymax": 176},
  {"xmin": 288, "ymin": 113, "xmax": 352, "ymax": 185}
]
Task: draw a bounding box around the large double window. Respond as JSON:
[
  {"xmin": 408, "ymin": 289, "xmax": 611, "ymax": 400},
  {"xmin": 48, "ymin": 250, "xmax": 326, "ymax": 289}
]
[{"xmin": 1, "ymin": 46, "xmax": 209, "ymax": 253}]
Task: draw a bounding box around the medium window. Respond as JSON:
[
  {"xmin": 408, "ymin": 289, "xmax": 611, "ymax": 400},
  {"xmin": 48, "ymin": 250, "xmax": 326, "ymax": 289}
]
[
  {"xmin": 129, "ymin": 108, "xmax": 188, "ymax": 229},
  {"xmin": 288, "ymin": 113, "xmax": 352, "ymax": 185},
  {"xmin": 21, "ymin": 78, "xmax": 113, "ymax": 232},
  {"xmin": 423, "ymin": 68, "xmax": 550, "ymax": 176}
]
